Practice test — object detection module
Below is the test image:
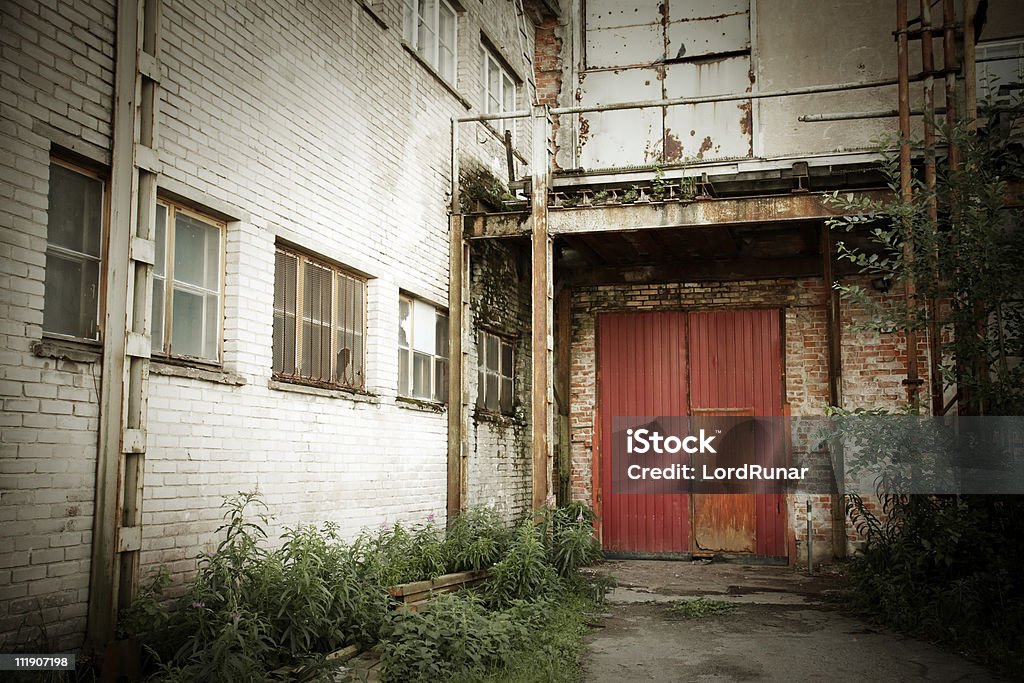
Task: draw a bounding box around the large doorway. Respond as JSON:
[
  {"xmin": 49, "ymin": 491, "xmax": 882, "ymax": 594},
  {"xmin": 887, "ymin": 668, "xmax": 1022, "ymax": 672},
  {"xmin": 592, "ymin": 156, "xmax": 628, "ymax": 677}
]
[{"xmin": 597, "ymin": 309, "xmax": 787, "ymax": 558}]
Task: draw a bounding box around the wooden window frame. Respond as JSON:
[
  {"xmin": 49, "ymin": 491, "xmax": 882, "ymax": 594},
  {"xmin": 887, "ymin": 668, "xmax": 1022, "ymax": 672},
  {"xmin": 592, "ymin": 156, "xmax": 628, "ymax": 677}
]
[
  {"xmin": 398, "ymin": 294, "xmax": 449, "ymax": 404},
  {"xmin": 151, "ymin": 199, "xmax": 226, "ymax": 364},
  {"xmin": 43, "ymin": 158, "xmax": 108, "ymax": 343},
  {"xmin": 403, "ymin": 0, "xmax": 459, "ymax": 83},
  {"xmin": 273, "ymin": 245, "xmax": 367, "ymax": 391},
  {"xmin": 476, "ymin": 328, "xmax": 514, "ymax": 415},
  {"xmin": 482, "ymin": 44, "xmax": 518, "ymax": 141}
]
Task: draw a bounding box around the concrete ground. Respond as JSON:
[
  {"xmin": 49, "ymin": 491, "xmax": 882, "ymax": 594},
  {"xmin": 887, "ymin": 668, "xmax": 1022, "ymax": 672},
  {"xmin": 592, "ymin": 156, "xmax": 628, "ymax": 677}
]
[{"xmin": 582, "ymin": 560, "xmax": 998, "ymax": 682}]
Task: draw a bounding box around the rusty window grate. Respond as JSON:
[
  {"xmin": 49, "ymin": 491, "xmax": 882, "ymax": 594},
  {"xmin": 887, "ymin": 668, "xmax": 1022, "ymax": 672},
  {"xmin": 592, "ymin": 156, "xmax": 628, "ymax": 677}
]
[
  {"xmin": 273, "ymin": 246, "xmax": 366, "ymax": 389},
  {"xmin": 476, "ymin": 329, "xmax": 514, "ymax": 414},
  {"xmin": 398, "ymin": 294, "xmax": 448, "ymax": 403}
]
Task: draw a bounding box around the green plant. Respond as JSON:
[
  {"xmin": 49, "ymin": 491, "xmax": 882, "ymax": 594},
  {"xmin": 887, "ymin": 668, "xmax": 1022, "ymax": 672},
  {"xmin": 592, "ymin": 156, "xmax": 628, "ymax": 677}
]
[
  {"xmin": 666, "ymin": 597, "xmax": 737, "ymax": 619},
  {"xmin": 444, "ymin": 506, "xmax": 513, "ymax": 572},
  {"xmin": 488, "ymin": 521, "xmax": 559, "ymax": 608},
  {"xmin": 460, "ymin": 163, "xmax": 514, "ymax": 212},
  {"xmin": 542, "ymin": 503, "xmax": 602, "ymax": 578},
  {"xmin": 622, "ymin": 186, "xmax": 639, "ymax": 203},
  {"xmin": 650, "ymin": 166, "xmax": 667, "ymax": 200}
]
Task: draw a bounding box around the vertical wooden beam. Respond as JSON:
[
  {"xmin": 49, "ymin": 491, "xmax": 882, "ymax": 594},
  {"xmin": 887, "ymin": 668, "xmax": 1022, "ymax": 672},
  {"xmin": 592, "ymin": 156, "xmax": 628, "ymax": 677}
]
[
  {"xmin": 531, "ymin": 105, "xmax": 553, "ymax": 510},
  {"xmin": 554, "ymin": 285, "xmax": 571, "ymax": 504},
  {"xmin": 87, "ymin": 0, "xmax": 140, "ymax": 650},
  {"xmin": 447, "ymin": 119, "xmax": 466, "ymax": 522}
]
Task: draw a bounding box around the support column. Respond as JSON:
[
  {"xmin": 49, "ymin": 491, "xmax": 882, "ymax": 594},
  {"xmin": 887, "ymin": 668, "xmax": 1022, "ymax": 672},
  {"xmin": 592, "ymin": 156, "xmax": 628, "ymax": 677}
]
[
  {"xmin": 531, "ymin": 106, "xmax": 553, "ymax": 510},
  {"xmin": 821, "ymin": 225, "xmax": 847, "ymax": 560},
  {"xmin": 448, "ymin": 120, "xmax": 469, "ymax": 522},
  {"xmin": 87, "ymin": 0, "xmax": 160, "ymax": 650}
]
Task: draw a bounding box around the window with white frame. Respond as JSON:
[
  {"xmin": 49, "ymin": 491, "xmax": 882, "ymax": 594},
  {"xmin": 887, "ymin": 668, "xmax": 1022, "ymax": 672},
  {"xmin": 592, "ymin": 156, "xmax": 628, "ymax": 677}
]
[
  {"xmin": 151, "ymin": 201, "xmax": 224, "ymax": 362},
  {"xmin": 44, "ymin": 160, "xmax": 105, "ymax": 341},
  {"xmin": 976, "ymin": 38, "xmax": 1024, "ymax": 109},
  {"xmin": 476, "ymin": 329, "xmax": 513, "ymax": 414},
  {"xmin": 273, "ymin": 246, "xmax": 366, "ymax": 389},
  {"xmin": 398, "ymin": 295, "xmax": 448, "ymax": 403},
  {"xmin": 403, "ymin": 0, "xmax": 457, "ymax": 83},
  {"xmin": 482, "ymin": 45, "xmax": 517, "ymax": 139}
]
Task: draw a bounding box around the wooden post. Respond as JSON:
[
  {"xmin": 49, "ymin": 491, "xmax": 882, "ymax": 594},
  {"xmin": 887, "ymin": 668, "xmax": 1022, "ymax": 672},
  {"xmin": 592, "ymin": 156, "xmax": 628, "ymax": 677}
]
[
  {"xmin": 531, "ymin": 105, "xmax": 553, "ymax": 510},
  {"xmin": 447, "ymin": 119, "xmax": 468, "ymax": 522},
  {"xmin": 554, "ymin": 286, "xmax": 571, "ymax": 504},
  {"xmin": 87, "ymin": 0, "xmax": 160, "ymax": 650}
]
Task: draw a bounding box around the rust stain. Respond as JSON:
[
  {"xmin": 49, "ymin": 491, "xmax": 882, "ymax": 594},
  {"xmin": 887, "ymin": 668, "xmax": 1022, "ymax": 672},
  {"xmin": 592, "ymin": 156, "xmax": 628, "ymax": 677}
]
[
  {"xmin": 690, "ymin": 129, "xmax": 696, "ymax": 136},
  {"xmin": 663, "ymin": 128, "xmax": 682, "ymax": 162},
  {"xmin": 738, "ymin": 100, "xmax": 751, "ymax": 135},
  {"xmin": 578, "ymin": 115, "xmax": 590, "ymax": 147},
  {"xmin": 697, "ymin": 135, "xmax": 713, "ymax": 159}
]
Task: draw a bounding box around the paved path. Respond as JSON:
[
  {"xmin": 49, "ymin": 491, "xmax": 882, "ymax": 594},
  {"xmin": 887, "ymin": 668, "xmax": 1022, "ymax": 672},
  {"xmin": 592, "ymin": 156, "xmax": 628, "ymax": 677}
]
[{"xmin": 583, "ymin": 560, "xmax": 998, "ymax": 682}]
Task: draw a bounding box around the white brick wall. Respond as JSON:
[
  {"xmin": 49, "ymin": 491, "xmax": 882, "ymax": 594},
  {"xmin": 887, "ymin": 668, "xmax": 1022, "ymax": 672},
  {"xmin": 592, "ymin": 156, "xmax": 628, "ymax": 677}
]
[
  {"xmin": 1, "ymin": 0, "xmax": 540, "ymax": 651},
  {"xmin": 1, "ymin": 0, "xmax": 115, "ymax": 652}
]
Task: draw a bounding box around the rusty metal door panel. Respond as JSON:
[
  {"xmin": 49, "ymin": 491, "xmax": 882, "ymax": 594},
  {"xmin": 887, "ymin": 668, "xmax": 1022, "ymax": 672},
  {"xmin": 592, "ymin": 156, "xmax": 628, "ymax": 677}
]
[
  {"xmin": 578, "ymin": 68, "xmax": 663, "ymax": 169},
  {"xmin": 598, "ymin": 312, "xmax": 690, "ymax": 554},
  {"xmin": 663, "ymin": 58, "xmax": 753, "ymax": 161},
  {"xmin": 585, "ymin": 0, "xmax": 664, "ymax": 69},
  {"xmin": 688, "ymin": 310, "xmax": 786, "ymax": 557},
  {"xmin": 666, "ymin": 11, "xmax": 750, "ymax": 60},
  {"xmin": 586, "ymin": 26, "xmax": 663, "ymax": 69}
]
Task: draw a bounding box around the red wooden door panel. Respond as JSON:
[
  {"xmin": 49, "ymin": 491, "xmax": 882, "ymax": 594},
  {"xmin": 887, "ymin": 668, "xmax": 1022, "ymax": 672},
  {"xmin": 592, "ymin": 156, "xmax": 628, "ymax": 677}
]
[
  {"xmin": 598, "ymin": 312, "xmax": 689, "ymax": 554},
  {"xmin": 688, "ymin": 310, "xmax": 786, "ymax": 557}
]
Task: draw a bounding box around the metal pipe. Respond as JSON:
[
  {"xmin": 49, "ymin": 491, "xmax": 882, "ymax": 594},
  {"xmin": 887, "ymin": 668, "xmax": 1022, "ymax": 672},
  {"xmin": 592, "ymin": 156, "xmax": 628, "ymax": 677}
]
[
  {"xmin": 798, "ymin": 107, "xmax": 950, "ymax": 122},
  {"xmin": 898, "ymin": 0, "xmax": 922, "ymax": 411},
  {"xmin": 807, "ymin": 500, "xmax": 814, "ymax": 575},
  {"xmin": 454, "ymin": 76, "xmax": 906, "ymax": 124},
  {"xmin": 921, "ymin": 0, "xmax": 941, "ymax": 419}
]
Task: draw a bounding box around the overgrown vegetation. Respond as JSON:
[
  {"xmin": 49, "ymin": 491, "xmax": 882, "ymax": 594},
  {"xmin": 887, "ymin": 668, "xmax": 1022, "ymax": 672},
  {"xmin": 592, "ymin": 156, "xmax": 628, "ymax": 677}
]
[
  {"xmin": 665, "ymin": 597, "xmax": 737, "ymax": 619},
  {"xmin": 826, "ymin": 101, "xmax": 1024, "ymax": 672},
  {"xmin": 122, "ymin": 494, "xmax": 606, "ymax": 681}
]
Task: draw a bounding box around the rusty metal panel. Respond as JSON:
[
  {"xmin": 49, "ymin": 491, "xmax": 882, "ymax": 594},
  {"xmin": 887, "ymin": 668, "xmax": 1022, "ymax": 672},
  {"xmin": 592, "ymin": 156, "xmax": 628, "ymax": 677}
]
[
  {"xmin": 578, "ymin": 68, "xmax": 663, "ymax": 168},
  {"xmin": 663, "ymin": 57, "xmax": 752, "ymax": 160},
  {"xmin": 688, "ymin": 310, "xmax": 786, "ymax": 557},
  {"xmin": 666, "ymin": 10, "xmax": 750, "ymax": 60},
  {"xmin": 585, "ymin": 0, "xmax": 664, "ymax": 68},
  {"xmin": 598, "ymin": 312, "xmax": 690, "ymax": 554}
]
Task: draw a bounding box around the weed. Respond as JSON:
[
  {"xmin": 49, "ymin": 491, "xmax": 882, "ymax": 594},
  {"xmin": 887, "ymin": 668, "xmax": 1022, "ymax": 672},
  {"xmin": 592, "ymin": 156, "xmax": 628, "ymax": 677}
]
[{"xmin": 666, "ymin": 597, "xmax": 737, "ymax": 619}]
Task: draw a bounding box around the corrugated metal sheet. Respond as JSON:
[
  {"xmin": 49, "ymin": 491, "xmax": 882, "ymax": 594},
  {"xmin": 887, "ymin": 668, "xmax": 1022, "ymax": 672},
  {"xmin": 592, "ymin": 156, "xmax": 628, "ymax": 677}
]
[
  {"xmin": 688, "ymin": 310, "xmax": 785, "ymax": 557},
  {"xmin": 598, "ymin": 312, "xmax": 690, "ymax": 554},
  {"xmin": 597, "ymin": 309, "xmax": 786, "ymax": 557}
]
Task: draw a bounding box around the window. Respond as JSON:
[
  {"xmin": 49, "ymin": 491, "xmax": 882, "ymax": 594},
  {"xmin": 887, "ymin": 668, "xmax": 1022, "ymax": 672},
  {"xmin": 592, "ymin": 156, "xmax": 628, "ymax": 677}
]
[
  {"xmin": 273, "ymin": 246, "xmax": 366, "ymax": 389},
  {"xmin": 976, "ymin": 39, "xmax": 1024, "ymax": 109},
  {"xmin": 476, "ymin": 330, "xmax": 513, "ymax": 414},
  {"xmin": 398, "ymin": 295, "xmax": 448, "ymax": 403},
  {"xmin": 403, "ymin": 0, "xmax": 457, "ymax": 83},
  {"xmin": 151, "ymin": 201, "xmax": 224, "ymax": 362},
  {"xmin": 482, "ymin": 45, "xmax": 517, "ymax": 139},
  {"xmin": 44, "ymin": 160, "xmax": 105, "ymax": 340}
]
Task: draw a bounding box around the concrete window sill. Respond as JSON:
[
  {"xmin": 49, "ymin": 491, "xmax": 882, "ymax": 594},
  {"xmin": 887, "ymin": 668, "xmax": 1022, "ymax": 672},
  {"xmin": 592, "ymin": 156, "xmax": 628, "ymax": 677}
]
[
  {"xmin": 396, "ymin": 396, "xmax": 447, "ymax": 413},
  {"xmin": 268, "ymin": 378, "xmax": 380, "ymax": 404},
  {"xmin": 400, "ymin": 41, "xmax": 472, "ymax": 110},
  {"xmin": 33, "ymin": 337, "xmax": 102, "ymax": 364},
  {"xmin": 151, "ymin": 359, "xmax": 246, "ymax": 386}
]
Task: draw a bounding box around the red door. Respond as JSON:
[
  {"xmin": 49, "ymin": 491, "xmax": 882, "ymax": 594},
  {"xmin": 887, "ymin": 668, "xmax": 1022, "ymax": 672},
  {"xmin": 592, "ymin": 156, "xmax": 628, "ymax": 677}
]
[
  {"xmin": 597, "ymin": 309, "xmax": 786, "ymax": 557},
  {"xmin": 598, "ymin": 312, "xmax": 690, "ymax": 554}
]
